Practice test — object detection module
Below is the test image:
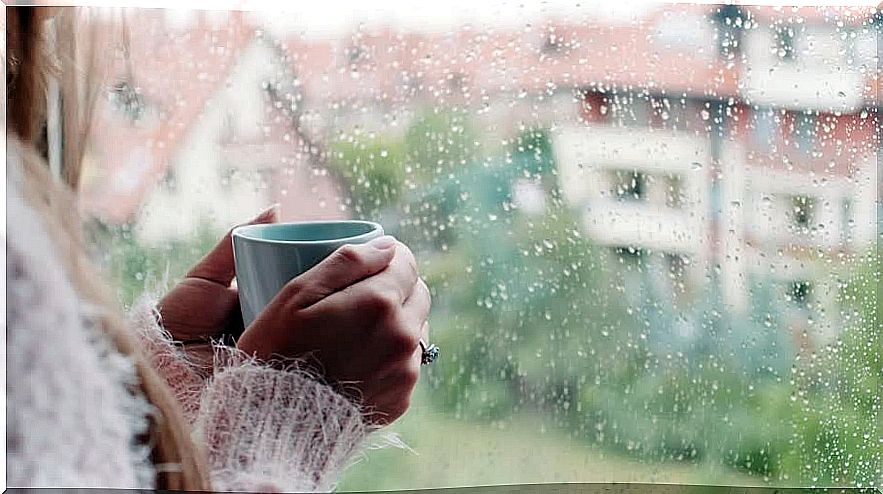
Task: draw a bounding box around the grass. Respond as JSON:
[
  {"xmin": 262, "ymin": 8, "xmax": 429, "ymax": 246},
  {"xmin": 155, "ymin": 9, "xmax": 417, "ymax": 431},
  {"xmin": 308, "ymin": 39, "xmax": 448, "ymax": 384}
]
[{"xmin": 338, "ymin": 387, "xmax": 768, "ymax": 492}]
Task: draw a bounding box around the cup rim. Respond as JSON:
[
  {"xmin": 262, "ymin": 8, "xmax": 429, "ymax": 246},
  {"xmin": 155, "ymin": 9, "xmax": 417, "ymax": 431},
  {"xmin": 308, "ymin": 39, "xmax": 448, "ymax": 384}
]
[{"xmin": 231, "ymin": 220, "xmax": 383, "ymax": 245}]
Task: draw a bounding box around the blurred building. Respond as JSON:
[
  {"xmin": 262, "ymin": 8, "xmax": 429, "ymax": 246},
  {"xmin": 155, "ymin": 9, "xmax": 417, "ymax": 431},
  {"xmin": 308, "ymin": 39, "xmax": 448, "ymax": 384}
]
[
  {"xmin": 82, "ymin": 5, "xmax": 879, "ymax": 348},
  {"xmin": 82, "ymin": 9, "xmax": 347, "ymax": 244},
  {"xmin": 551, "ymin": 6, "xmax": 879, "ymax": 348}
]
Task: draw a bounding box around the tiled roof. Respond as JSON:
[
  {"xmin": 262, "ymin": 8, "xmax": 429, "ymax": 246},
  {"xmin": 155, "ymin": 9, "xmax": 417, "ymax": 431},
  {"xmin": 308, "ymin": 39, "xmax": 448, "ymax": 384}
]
[
  {"xmin": 83, "ymin": 9, "xmax": 256, "ymax": 222},
  {"xmin": 81, "ymin": 4, "xmax": 878, "ymax": 223}
]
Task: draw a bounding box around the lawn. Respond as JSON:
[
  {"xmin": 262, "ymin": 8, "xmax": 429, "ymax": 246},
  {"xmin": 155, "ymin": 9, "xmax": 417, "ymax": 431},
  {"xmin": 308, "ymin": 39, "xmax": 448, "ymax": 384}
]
[{"xmin": 338, "ymin": 388, "xmax": 766, "ymax": 492}]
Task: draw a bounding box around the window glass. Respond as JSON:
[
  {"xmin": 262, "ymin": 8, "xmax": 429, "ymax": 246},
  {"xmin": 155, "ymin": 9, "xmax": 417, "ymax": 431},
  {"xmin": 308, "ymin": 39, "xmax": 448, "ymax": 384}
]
[{"xmin": 80, "ymin": 3, "xmax": 881, "ymax": 490}]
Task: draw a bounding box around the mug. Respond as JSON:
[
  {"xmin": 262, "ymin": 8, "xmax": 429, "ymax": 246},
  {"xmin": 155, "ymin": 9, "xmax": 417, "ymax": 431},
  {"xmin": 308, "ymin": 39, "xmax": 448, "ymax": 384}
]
[{"xmin": 232, "ymin": 220, "xmax": 384, "ymax": 328}]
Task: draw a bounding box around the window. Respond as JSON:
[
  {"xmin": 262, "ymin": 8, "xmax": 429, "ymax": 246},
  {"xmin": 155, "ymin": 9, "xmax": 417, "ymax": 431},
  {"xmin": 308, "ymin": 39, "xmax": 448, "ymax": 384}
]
[
  {"xmin": 82, "ymin": 5, "xmax": 879, "ymax": 490},
  {"xmin": 841, "ymin": 198, "xmax": 853, "ymax": 245},
  {"xmin": 786, "ymin": 280, "xmax": 812, "ymax": 308},
  {"xmin": 220, "ymin": 112, "xmax": 236, "ymax": 144},
  {"xmin": 218, "ymin": 160, "xmax": 236, "ymax": 192},
  {"xmin": 774, "ymin": 24, "xmax": 797, "ymax": 62},
  {"xmin": 611, "ymin": 169, "xmax": 648, "ymax": 202},
  {"xmin": 752, "ymin": 108, "xmax": 777, "ymax": 148},
  {"xmin": 649, "ymin": 96, "xmax": 688, "ymax": 130},
  {"xmin": 540, "ymin": 31, "xmax": 567, "ymax": 56},
  {"xmin": 793, "ymin": 112, "xmax": 815, "ymax": 154},
  {"xmin": 160, "ymin": 166, "xmax": 178, "ymax": 192},
  {"xmin": 709, "ymin": 179, "xmax": 722, "ymax": 221},
  {"xmin": 345, "ymin": 44, "xmax": 366, "ymax": 64},
  {"xmin": 711, "ymin": 5, "xmax": 747, "ymax": 58},
  {"xmin": 789, "ymin": 195, "xmax": 815, "ymax": 230},
  {"xmin": 580, "ymin": 90, "xmax": 609, "ymax": 123},
  {"xmin": 109, "ymin": 80, "xmax": 146, "ymax": 121},
  {"xmin": 448, "ymin": 72, "xmax": 466, "ymax": 92},
  {"xmin": 609, "ymin": 92, "xmax": 649, "ymax": 127},
  {"xmin": 614, "ymin": 245, "xmax": 646, "ymax": 269},
  {"xmin": 665, "ymin": 174, "xmax": 684, "ymax": 208},
  {"xmin": 665, "ymin": 252, "xmax": 690, "ymax": 297}
]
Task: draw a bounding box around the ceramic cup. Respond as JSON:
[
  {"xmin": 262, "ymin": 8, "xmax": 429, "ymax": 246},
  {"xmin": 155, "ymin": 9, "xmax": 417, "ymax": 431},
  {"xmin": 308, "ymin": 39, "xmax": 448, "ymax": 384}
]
[{"xmin": 232, "ymin": 220, "xmax": 384, "ymax": 327}]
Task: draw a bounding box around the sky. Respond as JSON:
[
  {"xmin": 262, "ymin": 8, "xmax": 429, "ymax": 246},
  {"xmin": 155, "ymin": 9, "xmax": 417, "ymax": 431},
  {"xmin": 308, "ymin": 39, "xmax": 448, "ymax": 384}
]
[
  {"xmin": 10, "ymin": 0, "xmax": 880, "ymax": 37},
  {"xmin": 245, "ymin": 0, "xmax": 665, "ymax": 37}
]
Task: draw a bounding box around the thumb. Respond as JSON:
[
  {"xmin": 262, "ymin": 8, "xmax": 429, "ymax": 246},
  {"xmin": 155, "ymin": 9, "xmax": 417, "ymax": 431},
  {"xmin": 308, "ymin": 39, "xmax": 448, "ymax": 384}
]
[
  {"xmin": 187, "ymin": 204, "xmax": 279, "ymax": 286},
  {"xmin": 287, "ymin": 235, "xmax": 398, "ymax": 309}
]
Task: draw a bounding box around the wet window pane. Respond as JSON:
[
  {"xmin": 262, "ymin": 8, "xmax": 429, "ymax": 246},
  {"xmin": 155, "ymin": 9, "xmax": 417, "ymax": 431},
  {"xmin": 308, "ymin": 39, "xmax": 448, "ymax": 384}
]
[{"xmin": 80, "ymin": 3, "xmax": 881, "ymax": 490}]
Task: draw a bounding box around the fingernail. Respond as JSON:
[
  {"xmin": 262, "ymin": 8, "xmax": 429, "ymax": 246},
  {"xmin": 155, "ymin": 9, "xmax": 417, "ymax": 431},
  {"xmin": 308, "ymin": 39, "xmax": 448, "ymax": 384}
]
[
  {"xmin": 254, "ymin": 203, "xmax": 280, "ymax": 221},
  {"xmin": 368, "ymin": 235, "xmax": 397, "ymax": 250}
]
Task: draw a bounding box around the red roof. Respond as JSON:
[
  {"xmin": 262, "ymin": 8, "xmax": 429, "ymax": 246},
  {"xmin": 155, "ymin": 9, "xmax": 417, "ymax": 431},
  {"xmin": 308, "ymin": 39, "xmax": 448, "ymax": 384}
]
[
  {"xmin": 81, "ymin": 4, "xmax": 878, "ymax": 223},
  {"xmin": 278, "ymin": 11, "xmax": 740, "ymax": 106},
  {"xmin": 83, "ymin": 9, "xmax": 256, "ymax": 222}
]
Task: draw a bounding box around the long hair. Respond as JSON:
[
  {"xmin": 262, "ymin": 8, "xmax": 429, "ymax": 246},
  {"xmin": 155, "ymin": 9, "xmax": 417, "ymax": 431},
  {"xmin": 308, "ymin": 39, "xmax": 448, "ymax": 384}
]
[{"xmin": 6, "ymin": 7, "xmax": 210, "ymax": 490}]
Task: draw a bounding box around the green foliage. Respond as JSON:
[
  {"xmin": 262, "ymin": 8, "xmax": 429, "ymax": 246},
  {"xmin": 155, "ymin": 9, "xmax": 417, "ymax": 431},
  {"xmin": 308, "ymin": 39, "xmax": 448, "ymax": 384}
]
[
  {"xmin": 87, "ymin": 219, "xmax": 222, "ymax": 307},
  {"xmin": 787, "ymin": 247, "xmax": 881, "ymax": 486},
  {"xmin": 512, "ymin": 127, "xmax": 557, "ymax": 178},
  {"xmin": 404, "ymin": 109, "xmax": 479, "ymax": 186},
  {"xmin": 327, "ymin": 137, "xmax": 407, "ymax": 219},
  {"xmin": 99, "ymin": 107, "xmax": 880, "ymax": 488}
]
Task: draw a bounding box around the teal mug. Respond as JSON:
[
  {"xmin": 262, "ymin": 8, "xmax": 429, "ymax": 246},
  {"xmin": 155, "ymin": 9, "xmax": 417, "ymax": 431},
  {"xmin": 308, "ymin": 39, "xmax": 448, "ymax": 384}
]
[{"xmin": 232, "ymin": 220, "xmax": 384, "ymax": 328}]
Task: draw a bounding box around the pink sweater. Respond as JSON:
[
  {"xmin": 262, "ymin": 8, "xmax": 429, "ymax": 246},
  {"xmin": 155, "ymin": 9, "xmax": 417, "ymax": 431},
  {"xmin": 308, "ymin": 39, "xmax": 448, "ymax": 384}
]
[{"xmin": 6, "ymin": 143, "xmax": 379, "ymax": 492}]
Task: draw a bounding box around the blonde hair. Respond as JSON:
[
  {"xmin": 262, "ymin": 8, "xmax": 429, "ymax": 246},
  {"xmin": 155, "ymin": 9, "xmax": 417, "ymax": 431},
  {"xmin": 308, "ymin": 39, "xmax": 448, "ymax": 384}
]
[{"xmin": 6, "ymin": 7, "xmax": 210, "ymax": 490}]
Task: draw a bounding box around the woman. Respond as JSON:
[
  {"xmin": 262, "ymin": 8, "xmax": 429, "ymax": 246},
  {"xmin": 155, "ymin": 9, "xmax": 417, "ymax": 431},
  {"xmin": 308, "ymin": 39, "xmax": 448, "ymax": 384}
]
[{"xmin": 6, "ymin": 6, "xmax": 434, "ymax": 492}]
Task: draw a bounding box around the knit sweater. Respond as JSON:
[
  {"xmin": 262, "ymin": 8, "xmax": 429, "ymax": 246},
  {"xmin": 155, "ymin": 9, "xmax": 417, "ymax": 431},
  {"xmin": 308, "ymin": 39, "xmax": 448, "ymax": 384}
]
[{"xmin": 6, "ymin": 142, "xmax": 373, "ymax": 492}]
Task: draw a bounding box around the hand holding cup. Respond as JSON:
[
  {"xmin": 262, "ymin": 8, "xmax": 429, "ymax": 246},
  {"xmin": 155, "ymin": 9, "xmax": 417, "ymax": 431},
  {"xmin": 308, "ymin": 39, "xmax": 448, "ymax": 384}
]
[{"xmin": 233, "ymin": 222, "xmax": 431, "ymax": 425}]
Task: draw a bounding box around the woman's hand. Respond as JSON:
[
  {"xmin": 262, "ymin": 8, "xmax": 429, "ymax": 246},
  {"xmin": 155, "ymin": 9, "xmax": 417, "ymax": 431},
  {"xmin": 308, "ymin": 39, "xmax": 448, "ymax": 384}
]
[
  {"xmin": 157, "ymin": 206, "xmax": 278, "ymax": 366},
  {"xmin": 236, "ymin": 236, "xmax": 431, "ymax": 426}
]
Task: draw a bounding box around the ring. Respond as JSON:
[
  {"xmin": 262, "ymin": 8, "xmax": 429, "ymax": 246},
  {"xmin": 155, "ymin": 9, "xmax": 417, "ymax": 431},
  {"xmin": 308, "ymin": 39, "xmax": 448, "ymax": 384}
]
[{"xmin": 419, "ymin": 338, "xmax": 439, "ymax": 365}]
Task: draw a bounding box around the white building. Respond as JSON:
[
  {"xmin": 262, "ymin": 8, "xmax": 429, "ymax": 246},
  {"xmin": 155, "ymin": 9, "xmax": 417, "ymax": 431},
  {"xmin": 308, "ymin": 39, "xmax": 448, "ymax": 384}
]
[
  {"xmin": 554, "ymin": 124, "xmax": 714, "ymax": 303},
  {"xmin": 136, "ymin": 38, "xmax": 356, "ymax": 243}
]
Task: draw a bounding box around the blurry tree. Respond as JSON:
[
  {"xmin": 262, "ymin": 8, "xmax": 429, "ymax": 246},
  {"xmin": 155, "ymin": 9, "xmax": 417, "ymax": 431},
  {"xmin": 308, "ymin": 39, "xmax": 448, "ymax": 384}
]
[
  {"xmin": 780, "ymin": 247, "xmax": 881, "ymax": 486},
  {"xmin": 327, "ymin": 137, "xmax": 406, "ymax": 219},
  {"xmin": 404, "ymin": 109, "xmax": 479, "ymax": 186},
  {"xmin": 86, "ymin": 219, "xmax": 222, "ymax": 307}
]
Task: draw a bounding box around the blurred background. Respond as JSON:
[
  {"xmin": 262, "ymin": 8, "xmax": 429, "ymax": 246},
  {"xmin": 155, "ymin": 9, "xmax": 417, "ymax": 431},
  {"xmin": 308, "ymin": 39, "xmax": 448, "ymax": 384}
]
[{"xmin": 65, "ymin": 2, "xmax": 880, "ymax": 489}]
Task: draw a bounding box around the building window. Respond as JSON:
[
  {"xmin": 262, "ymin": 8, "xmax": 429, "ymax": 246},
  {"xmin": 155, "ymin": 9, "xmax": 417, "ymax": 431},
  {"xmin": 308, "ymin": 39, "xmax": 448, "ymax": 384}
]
[
  {"xmin": 541, "ymin": 32, "xmax": 567, "ymax": 55},
  {"xmin": 581, "ymin": 91, "xmax": 609, "ymax": 123},
  {"xmin": 614, "ymin": 246, "xmax": 646, "ymax": 269},
  {"xmin": 649, "ymin": 96, "xmax": 688, "ymax": 130},
  {"xmin": 609, "ymin": 92, "xmax": 649, "ymax": 128},
  {"xmin": 841, "ymin": 198, "xmax": 853, "ymax": 245},
  {"xmin": 665, "ymin": 252, "xmax": 689, "ymax": 295},
  {"xmin": 612, "ymin": 169, "xmax": 648, "ymax": 202},
  {"xmin": 219, "ymin": 160, "xmax": 236, "ymax": 192},
  {"xmin": 786, "ymin": 280, "xmax": 812, "ymax": 307},
  {"xmin": 712, "ymin": 5, "xmax": 747, "ymax": 58},
  {"xmin": 710, "ymin": 179, "xmax": 722, "ymax": 221},
  {"xmin": 752, "ymin": 108, "xmax": 777, "ymax": 148},
  {"xmin": 793, "ymin": 112, "xmax": 815, "ymax": 154},
  {"xmin": 789, "ymin": 195, "xmax": 815, "ymax": 230},
  {"xmin": 448, "ymin": 72, "xmax": 467, "ymax": 92},
  {"xmin": 256, "ymin": 167, "xmax": 275, "ymax": 193},
  {"xmin": 220, "ymin": 112, "xmax": 236, "ymax": 144},
  {"xmin": 346, "ymin": 44, "xmax": 367, "ymax": 64},
  {"xmin": 110, "ymin": 81, "xmax": 146, "ymax": 122},
  {"xmin": 161, "ymin": 166, "xmax": 177, "ymax": 192},
  {"xmin": 665, "ymin": 174, "xmax": 685, "ymax": 208},
  {"xmin": 774, "ymin": 24, "xmax": 797, "ymax": 62}
]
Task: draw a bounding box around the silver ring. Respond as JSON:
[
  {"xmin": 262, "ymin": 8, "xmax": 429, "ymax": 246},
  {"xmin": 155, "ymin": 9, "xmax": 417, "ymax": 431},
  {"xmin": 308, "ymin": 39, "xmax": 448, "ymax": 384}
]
[{"xmin": 419, "ymin": 338, "xmax": 439, "ymax": 365}]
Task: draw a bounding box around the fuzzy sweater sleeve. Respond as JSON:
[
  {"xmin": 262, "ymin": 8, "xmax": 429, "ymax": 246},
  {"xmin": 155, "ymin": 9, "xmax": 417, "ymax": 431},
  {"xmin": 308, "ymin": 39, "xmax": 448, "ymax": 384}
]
[{"xmin": 128, "ymin": 301, "xmax": 370, "ymax": 493}]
